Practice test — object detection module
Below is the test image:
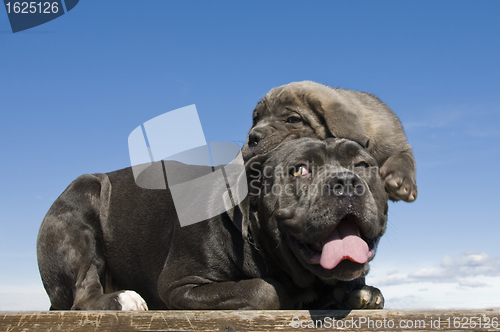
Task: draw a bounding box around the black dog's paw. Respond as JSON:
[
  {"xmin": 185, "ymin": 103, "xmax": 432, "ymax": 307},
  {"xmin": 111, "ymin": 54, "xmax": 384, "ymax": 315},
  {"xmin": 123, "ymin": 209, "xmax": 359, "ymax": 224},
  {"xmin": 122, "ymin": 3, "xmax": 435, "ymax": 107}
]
[
  {"xmin": 117, "ymin": 290, "xmax": 149, "ymax": 311},
  {"xmin": 333, "ymin": 285, "xmax": 384, "ymax": 309},
  {"xmin": 71, "ymin": 290, "xmax": 148, "ymax": 310},
  {"xmin": 346, "ymin": 286, "xmax": 384, "ymax": 309},
  {"xmin": 380, "ymin": 153, "xmax": 417, "ymax": 202}
]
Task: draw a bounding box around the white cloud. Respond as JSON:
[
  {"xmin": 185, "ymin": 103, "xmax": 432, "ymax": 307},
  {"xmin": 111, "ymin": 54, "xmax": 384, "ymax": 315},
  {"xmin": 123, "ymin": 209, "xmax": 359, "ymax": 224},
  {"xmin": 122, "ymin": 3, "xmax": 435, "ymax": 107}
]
[
  {"xmin": 374, "ymin": 251, "xmax": 500, "ymax": 286},
  {"xmin": 377, "ymin": 280, "xmax": 500, "ymax": 309},
  {"xmin": 457, "ymin": 279, "xmax": 490, "ymax": 289},
  {"xmin": 368, "ymin": 252, "xmax": 500, "ymax": 309}
]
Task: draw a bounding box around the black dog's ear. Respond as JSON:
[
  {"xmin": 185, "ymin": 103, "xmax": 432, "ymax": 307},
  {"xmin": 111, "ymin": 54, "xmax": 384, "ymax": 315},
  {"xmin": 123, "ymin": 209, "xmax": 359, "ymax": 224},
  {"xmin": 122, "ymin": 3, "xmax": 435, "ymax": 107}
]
[
  {"xmin": 308, "ymin": 98, "xmax": 370, "ymax": 149},
  {"xmin": 236, "ymin": 153, "xmax": 268, "ymax": 239}
]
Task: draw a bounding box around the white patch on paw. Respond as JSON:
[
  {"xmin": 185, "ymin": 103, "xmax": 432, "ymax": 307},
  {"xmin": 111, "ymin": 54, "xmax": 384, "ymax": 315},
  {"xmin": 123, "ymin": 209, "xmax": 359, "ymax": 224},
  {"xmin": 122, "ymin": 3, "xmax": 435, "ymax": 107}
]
[{"xmin": 117, "ymin": 290, "xmax": 148, "ymax": 311}]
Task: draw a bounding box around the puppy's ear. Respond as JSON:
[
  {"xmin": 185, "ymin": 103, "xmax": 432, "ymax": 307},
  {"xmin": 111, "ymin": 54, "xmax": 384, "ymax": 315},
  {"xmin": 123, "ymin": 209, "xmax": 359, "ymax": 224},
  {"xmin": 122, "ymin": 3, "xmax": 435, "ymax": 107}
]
[
  {"xmin": 308, "ymin": 98, "xmax": 370, "ymax": 148},
  {"xmin": 236, "ymin": 154, "xmax": 268, "ymax": 239}
]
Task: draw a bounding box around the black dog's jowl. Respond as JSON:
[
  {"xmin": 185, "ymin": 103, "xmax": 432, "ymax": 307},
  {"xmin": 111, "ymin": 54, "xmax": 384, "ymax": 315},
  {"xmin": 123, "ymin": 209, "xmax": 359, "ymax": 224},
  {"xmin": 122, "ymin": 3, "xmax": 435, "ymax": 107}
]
[{"xmin": 3, "ymin": 0, "xmax": 79, "ymax": 33}]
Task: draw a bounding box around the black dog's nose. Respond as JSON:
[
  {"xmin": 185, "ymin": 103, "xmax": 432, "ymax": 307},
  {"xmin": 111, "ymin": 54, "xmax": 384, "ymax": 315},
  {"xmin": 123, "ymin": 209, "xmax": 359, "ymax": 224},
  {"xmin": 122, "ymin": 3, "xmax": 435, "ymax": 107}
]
[
  {"xmin": 326, "ymin": 172, "xmax": 365, "ymax": 197},
  {"xmin": 248, "ymin": 130, "xmax": 265, "ymax": 148}
]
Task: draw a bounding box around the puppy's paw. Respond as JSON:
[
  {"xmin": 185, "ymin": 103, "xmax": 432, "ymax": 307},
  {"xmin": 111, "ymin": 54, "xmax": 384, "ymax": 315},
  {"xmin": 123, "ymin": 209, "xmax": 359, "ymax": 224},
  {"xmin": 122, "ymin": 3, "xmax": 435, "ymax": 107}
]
[
  {"xmin": 346, "ymin": 285, "xmax": 384, "ymax": 309},
  {"xmin": 380, "ymin": 154, "xmax": 417, "ymax": 202},
  {"xmin": 117, "ymin": 290, "xmax": 148, "ymax": 311},
  {"xmin": 382, "ymin": 171, "xmax": 417, "ymax": 202}
]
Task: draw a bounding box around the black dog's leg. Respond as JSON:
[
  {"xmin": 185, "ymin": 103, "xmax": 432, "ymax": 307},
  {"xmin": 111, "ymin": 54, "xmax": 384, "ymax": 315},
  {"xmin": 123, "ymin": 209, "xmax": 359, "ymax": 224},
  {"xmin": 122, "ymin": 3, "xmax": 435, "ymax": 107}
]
[
  {"xmin": 37, "ymin": 174, "xmax": 147, "ymax": 310},
  {"xmin": 161, "ymin": 277, "xmax": 297, "ymax": 310}
]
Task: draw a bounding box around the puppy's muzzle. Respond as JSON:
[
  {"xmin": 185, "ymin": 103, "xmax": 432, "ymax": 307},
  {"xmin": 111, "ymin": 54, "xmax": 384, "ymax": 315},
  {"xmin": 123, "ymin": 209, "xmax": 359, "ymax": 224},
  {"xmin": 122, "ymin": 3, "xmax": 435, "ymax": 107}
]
[{"xmin": 248, "ymin": 129, "xmax": 265, "ymax": 148}]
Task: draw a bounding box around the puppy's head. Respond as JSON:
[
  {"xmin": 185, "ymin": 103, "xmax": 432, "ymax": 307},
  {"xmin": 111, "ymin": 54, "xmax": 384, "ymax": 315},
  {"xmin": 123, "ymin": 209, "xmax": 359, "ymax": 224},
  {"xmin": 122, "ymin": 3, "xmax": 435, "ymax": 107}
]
[
  {"xmin": 241, "ymin": 137, "xmax": 387, "ymax": 286},
  {"xmin": 242, "ymin": 81, "xmax": 370, "ymax": 162}
]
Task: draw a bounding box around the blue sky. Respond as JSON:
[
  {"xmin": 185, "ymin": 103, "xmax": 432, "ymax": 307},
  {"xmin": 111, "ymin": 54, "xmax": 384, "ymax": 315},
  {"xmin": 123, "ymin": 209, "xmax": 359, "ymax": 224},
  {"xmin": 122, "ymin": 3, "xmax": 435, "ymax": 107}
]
[{"xmin": 1, "ymin": 1, "xmax": 500, "ymax": 310}]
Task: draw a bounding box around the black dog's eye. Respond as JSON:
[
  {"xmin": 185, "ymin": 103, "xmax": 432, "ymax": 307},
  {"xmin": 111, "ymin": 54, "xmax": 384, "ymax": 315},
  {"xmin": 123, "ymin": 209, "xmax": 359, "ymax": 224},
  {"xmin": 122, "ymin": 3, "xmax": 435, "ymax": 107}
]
[
  {"xmin": 292, "ymin": 165, "xmax": 309, "ymax": 177},
  {"xmin": 355, "ymin": 161, "xmax": 370, "ymax": 168},
  {"xmin": 286, "ymin": 115, "xmax": 302, "ymax": 124}
]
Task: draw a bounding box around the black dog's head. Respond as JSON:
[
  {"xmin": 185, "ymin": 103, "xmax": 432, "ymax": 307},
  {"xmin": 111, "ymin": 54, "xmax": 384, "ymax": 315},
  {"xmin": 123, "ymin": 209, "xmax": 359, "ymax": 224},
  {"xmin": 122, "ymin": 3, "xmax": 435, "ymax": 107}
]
[{"xmin": 241, "ymin": 137, "xmax": 388, "ymax": 286}]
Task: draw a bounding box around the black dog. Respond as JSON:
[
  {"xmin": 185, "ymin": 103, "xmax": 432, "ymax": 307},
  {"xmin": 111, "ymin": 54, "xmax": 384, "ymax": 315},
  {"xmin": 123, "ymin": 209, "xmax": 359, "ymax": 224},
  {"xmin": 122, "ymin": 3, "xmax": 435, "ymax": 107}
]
[{"xmin": 37, "ymin": 138, "xmax": 387, "ymax": 310}]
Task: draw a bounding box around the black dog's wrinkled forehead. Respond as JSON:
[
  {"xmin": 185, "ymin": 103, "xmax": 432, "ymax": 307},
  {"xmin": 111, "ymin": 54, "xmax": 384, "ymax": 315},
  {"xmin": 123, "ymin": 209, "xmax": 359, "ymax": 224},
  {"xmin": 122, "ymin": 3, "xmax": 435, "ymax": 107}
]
[{"xmin": 264, "ymin": 137, "xmax": 377, "ymax": 168}]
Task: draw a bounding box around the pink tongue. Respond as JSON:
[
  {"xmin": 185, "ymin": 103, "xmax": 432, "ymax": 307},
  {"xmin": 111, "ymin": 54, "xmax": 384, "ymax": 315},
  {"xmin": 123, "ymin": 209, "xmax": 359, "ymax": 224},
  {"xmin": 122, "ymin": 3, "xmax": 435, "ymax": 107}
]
[{"xmin": 319, "ymin": 221, "xmax": 370, "ymax": 270}]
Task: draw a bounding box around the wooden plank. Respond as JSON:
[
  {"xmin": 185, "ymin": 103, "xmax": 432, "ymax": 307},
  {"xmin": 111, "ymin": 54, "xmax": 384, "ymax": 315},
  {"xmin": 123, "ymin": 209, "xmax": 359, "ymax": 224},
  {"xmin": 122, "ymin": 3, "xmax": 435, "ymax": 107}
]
[{"xmin": 1, "ymin": 309, "xmax": 499, "ymax": 331}]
